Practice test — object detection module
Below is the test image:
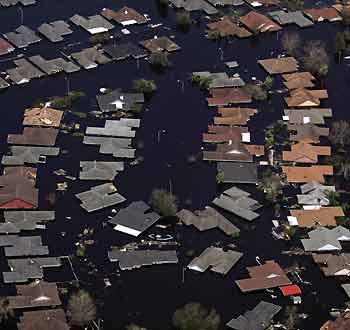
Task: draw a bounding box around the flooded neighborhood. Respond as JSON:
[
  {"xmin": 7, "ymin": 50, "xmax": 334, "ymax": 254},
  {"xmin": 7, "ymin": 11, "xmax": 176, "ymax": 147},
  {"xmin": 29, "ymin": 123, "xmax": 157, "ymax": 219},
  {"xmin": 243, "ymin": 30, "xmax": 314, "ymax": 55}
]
[{"xmin": 1, "ymin": 0, "xmax": 350, "ymax": 329}]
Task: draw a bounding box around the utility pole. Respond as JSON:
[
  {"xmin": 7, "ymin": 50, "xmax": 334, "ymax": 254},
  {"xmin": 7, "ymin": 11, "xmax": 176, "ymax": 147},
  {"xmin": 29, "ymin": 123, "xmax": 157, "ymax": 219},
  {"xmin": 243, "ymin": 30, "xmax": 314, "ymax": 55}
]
[
  {"xmin": 18, "ymin": 7, "xmax": 24, "ymax": 25},
  {"xmin": 65, "ymin": 76, "xmax": 70, "ymax": 95},
  {"xmin": 218, "ymin": 47, "xmax": 224, "ymax": 61},
  {"xmin": 177, "ymin": 79, "xmax": 184, "ymax": 93}
]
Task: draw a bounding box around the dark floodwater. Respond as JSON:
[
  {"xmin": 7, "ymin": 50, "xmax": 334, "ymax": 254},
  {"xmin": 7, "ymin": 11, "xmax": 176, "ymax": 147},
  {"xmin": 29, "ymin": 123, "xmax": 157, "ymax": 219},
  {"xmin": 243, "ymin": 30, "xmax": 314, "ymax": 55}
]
[{"xmin": 0, "ymin": 1, "xmax": 349, "ymax": 329}]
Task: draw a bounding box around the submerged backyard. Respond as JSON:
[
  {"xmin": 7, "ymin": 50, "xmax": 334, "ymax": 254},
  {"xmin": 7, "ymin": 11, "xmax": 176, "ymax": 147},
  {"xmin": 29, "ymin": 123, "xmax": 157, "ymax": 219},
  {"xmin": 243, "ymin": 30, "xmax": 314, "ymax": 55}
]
[{"xmin": 1, "ymin": 0, "xmax": 350, "ymax": 329}]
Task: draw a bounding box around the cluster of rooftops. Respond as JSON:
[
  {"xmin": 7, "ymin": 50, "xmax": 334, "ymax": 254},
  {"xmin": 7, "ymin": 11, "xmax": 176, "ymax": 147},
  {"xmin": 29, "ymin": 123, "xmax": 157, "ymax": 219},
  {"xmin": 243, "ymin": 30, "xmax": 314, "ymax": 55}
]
[{"xmin": 0, "ymin": 6, "xmax": 180, "ymax": 88}]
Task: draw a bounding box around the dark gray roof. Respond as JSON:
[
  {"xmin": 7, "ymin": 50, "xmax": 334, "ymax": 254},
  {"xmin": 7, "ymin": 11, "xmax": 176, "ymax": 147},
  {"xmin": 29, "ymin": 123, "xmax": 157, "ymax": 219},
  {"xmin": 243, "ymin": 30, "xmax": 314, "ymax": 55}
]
[
  {"xmin": 108, "ymin": 249, "xmax": 178, "ymax": 270},
  {"xmin": 169, "ymin": 0, "xmax": 218, "ymax": 14},
  {"xmin": 3, "ymin": 257, "xmax": 61, "ymax": 283},
  {"xmin": 0, "ymin": 211, "xmax": 55, "ymax": 233},
  {"xmin": 213, "ymin": 186, "xmax": 261, "ymax": 221},
  {"xmin": 70, "ymin": 47, "xmax": 111, "ymax": 69},
  {"xmin": 75, "ymin": 183, "xmax": 126, "ymax": 212},
  {"xmin": 207, "ymin": 0, "xmax": 244, "ymax": 5},
  {"xmin": 109, "ymin": 201, "xmax": 161, "ymax": 236},
  {"xmin": 0, "ymin": 236, "xmax": 49, "ymax": 257},
  {"xmin": 86, "ymin": 119, "xmax": 140, "ymax": 138},
  {"xmin": 83, "ymin": 136, "xmax": 135, "ymax": 158},
  {"xmin": 70, "ymin": 14, "xmax": 114, "ymax": 34},
  {"xmin": 188, "ymin": 247, "xmax": 243, "ymax": 275},
  {"xmin": 79, "ymin": 161, "xmax": 124, "ymax": 180},
  {"xmin": 193, "ymin": 71, "xmax": 245, "ymax": 88},
  {"xmin": 96, "ymin": 90, "xmax": 144, "ymax": 112},
  {"xmin": 226, "ymin": 301, "xmax": 281, "ymax": 330},
  {"xmin": 6, "ymin": 59, "xmax": 45, "ymax": 84},
  {"xmin": 0, "ymin": 0, "xmax": 35, "ymax": 6},
  {"xmin": 2, "ymin": 146, "xmax": 60, "ymax": 165},
  {"xmin": 103, "ymin": 43, "xmax": 147, "ymax": 60},
  {"xmin": 28, "ymin": 55, "xmax": 80, "ymax": 75},
  {"xmin": 4, "ymin": 25, "xmax": 41, "ymax": 48},
  {"xmin": 37, "ymin": 21, "xmax": 73, "ymax": 42},
  {"xmin": 177, "ymin": 206, "xmax": 240, "ymax": 235},
  {"xmin": 217, "ymin": 162, "xmax": 258, "ymax": 184}
]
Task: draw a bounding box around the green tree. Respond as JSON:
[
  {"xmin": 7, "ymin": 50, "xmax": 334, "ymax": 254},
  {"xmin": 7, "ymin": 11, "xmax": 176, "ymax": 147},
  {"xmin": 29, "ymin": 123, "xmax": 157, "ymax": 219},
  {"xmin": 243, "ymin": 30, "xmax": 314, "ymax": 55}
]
[
  {"xmin": 133, "ymin": 79, "xmax": 157, "ymax": 95},
  {"xmin": 243, "ymin": 84, "xmax": 267, "ymax": 101},
  {"xmin": 258, "ymin": 169, "xmax": 283, "ymax": 203},
  {"xmin": 302, "ymin": 40, "xmax": 330, "ymax": 77},
  {"xmin": 207, "ymin": 30, "xmax": 221, "ymax": 40},
  {"xmin": 282, "ymin": 0, "xmax": 304, "ymax": 10},
  {"xmin": 281, "ymin": 32, "xmax": 301, "ymax": 56},
  {"xmin": 216, "ymin": 171, "xmax": 225, "ymax": 184},
  {"xmin": 173, "ymin": 303, "xmax": 220, "ymax": 330},
  {"xmin": 0, "ymin": 298, "xmax": 13, "ymax": 324},
  {"xmin": 263, "ymin": 76, "xmax": 274, "ymax": 90},
  {"xmin": 67, "ymin": 290, "xmax": 96, "ymax": 328},
  {"xmin": 149, "ymin": 52, "xmax": 171, "ymax": 70},
  {"xmin": 191, "ymin": 74, "xmax": 213, "ymax": 90},
  {"xmin": 176, "ymin": 11, "xmax": 191, "ymax": 31},
  {"xmin": 335, "ymin": 32, "xmax": 346, "ymax": 62},
  {"xmin": 329, "ymin": 120, "xmax": 350, "ymax": 147},
  {"xmin": 150, "ymin": 189, "xmax": 178, "ymax": 216},
  {"xmin": 325, "ymin": 190, "xmax": 340, "ymax": 206}
]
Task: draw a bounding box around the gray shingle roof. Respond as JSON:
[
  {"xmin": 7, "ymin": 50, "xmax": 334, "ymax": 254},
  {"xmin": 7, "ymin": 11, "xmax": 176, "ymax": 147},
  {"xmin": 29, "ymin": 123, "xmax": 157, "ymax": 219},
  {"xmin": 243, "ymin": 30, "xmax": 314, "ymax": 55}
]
[
  {"xmin": 269, "ymin": 10, "xmax": 314, "ymax": 27},
  {"xmin": 193, "ymin": 71, "xmax": 245, "ymax": 88},
  {"xmin": 0, "ymin": 0, "xmax": 35, "ymax": 6},
  {"xmin": 169, "ymin": 0, "xmax": 218, "ymax": 14},
  {"xmin": 6, "ymin": 59, "xmax": 45, "ymax": 84},
  {"xmin": 4, "ymin": 25, "xmax": 41, "ymax": 48},
  {"xmin": 217, "ymin": 162, "xmax": 258, "ymax": 184},
  {"xmin": 83, "ymin": 136, "xmax": 135, "ymax": 158},
  {"xmin": 28, "ymin": 55, "xmax": 80, "ymax": 75},
  {"xmin": 108, "ymin": 249, "xmax": 178, "ymax": 270},
  {"xmin": 213, "ymin": 186, "xmax": 261, "ymax": 221},
  {"xmin": 226, "ymin": 301, "xmax": 281, "ymax": 330},
  {"xmin": 86, "ymin": 119, "xmax": 140, "ymax": 138},
  {"xmin": 70, "ymin": 47, "xmax": 111, "ymax": 69},
  {"xmin": 96, "ymin": 90, "xmax": 144, "ymax": 112},
  {"xmin": 0, "ymin": 236, "xmax": 49, "ymax": 257},
  {"xmin": 3, "ymin": 257, "xmax": 61, "ymax": 283},
  {"xmin": 188, "ymin": 247, "xmax": 243, "ymax": 275},
  {"xmin": 70, "ymin": 14, "xmax": 114, "ymax": 34},
  {"xmin": 103, "ymin": 43, "xmax": 147, "ymax": 60},
  {"xmin": 2, "ymin": 146, "xmax": 60, "ymax": 165},
  {"xmin": 79, "ymin": 161, "xmax": 124, "ymax": 180},
  {"xmin": 75, "ymin": 183, "xmax": 126, "ymax": 212},
  {"xmin": 37, "ymin": 21, "xmax": 73, "ymax": 42}
]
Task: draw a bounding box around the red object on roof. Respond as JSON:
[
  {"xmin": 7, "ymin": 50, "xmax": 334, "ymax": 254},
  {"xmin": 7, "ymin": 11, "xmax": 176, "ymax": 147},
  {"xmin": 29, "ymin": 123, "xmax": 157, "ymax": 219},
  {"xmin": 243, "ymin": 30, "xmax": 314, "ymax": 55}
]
[{"xmin": 280, "ymin": 285, "xmax": 301, "ymax": 296}]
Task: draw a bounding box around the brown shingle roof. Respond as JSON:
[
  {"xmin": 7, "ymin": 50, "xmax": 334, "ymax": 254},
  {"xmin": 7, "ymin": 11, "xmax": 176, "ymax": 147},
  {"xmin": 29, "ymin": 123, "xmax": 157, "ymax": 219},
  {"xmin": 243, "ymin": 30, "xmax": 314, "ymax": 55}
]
[
  {"xmin": 282, "ymin": 165, "xmax": 333, "ymax": 183},
  {"xmin": 304, "ymin": 8, "xmax": 342, "ymax": 22},
  {"xmin": 7, "ymin": 127, "xmax": 58, "ymax": 146},
  {"xmin": 207, "ymin": 88, "xmax": 252, "ymax": 106},
  {"xmin": 313, "ymin": 254, "xmax": 350, "ymax": 277},
  {"xmin": 0, "ymin": 167, "xmax": 38, "ymax": 209},
  {"xmin": 8, "ymin": 280, "xmax": 61, "ymax": 309},
  {"xmin": 284, "ymin": 88, "xmax": 328, "ymax": 107},
  {"xmin": 235, "ymin": 260, "xmax": 292, "ymax": 292},
  {"xmin": 282, "ymin": 142, "xmax": 331, "ymax": 163},
  {"xmin": 258, "ymin": 57, "xmax": 298, "ymax": 74},
  {"xmin": 203, "ymin": 125, "xmax": 248, "ymax": 143},
  {"xmin": 203, "ymin": 142, "xmax": 264, "ymax": 162},
  {"xmin": 290, "ymin": 207, "xmax": 344, "ymax": 228},
  {"xmin": 18, "ymin": 309, "xmax": 69, "ymax": 330},
  {"xmin": 321, "ymin": 313, "xmax": 350, "ymax": 330},
  {"xmin": 282, "ymin": 72, "xmax": 315, "ymax": 90},
  {"xmin": 23, "ymin": 107, "xmax": 63, "ymax": 127},
  {"xmin": 140, "ymin": 36, "xmax": 180, "ymax": 53},
  {"xmin": 207, "ymin": 17, "xmax": 252, "ymax": 38},
  {"xmin": 240, "ymin": 11, "xmax": 282, "ymax": 33},
  {"xmin": 101, "ymin": 6, "xmax": 148, "ymax": 25},
  {"xmin": 288, "ymin": 123, "xmax": 329, "ymax": 143},
  {"xmin": 214, "ymin": 107, "xmax": 257, "ymax": 125}
]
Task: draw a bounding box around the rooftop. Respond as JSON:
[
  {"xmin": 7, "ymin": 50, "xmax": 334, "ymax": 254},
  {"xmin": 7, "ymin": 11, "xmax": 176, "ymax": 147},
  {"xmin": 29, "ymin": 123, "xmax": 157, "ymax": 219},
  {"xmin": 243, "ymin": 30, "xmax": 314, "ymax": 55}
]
[
  {"xmin": 96, "ymin": 90, "xmax": 144, "ymax": 112},
  {"xmin": 4, "ymin": 25, "xmax": 41, "ymax": 48},
  {"xmin": 240, "ymin": 11, "xmax": 282, "ymax": 33},
  {"xmin": 103, "ymin": 42, "xmax": 148, "ymax": 60},
  {"xmin": 258, "ymin": 57, "xmax": 298, "ymax": 74},
  {"xmin": 212, "ymin": 186, "xmax": 261, "ymax": 221},
  {"xmin": 0, "ymin": 37, "xmax": 15, "ymax": 55},
  {"xmin": 284, "ymin": 88, "xmax": 328, "ymax": 107},
  {"xmin": 17, "ymin": 309, "xmax": 69, "ymax": 330},
  {"xmin": 283, "ymin": 108, "xmax": 332, "ymax": 125},
  {"xmin": 169, "ymin": 0, "xmax": 218, "ymax": 15},
  {"xmin": 235, "ymin": 260, "xmax": 291, "ymax": 292},
  {"xmin": 282, "ymin": 165, "xmax": 333, "ymax": 183},
  {"xmin": 313, "ymin": 253, "xmax": 350, "ymax": 277},
  {"xmin": 6, "ymin": 59, "xmax": 45, "ymax": 85},
  {"xmin": 207, "ymin": 87, "xmax": 252, "ymax": 106},
  {"xmin": 177, "ymin": 206, "xmax": 240, "ymax": 236},
  {"xmin": 8, "ymin": 127, "xmax": 58, "ymax": 146},
  {"xmin": 207, "ymin": 17, "xmax": 252, "ymax": 38},
  {"xmin": 101, "ymin": 6, "xmax": 148, "ymax": 25},
  {"xmin": 109, "ymin": 201, "xmax": 161, "ymax": 236},
  {"xmin": 108, "ymin": 249, "xmax": 178, "ymax": 270},
  {"xmin": 28, "ymin": 55, "xmax": 80, "ymax": 75},
  {"xmin": 217, "ymin": 162, "xmax": 258, "ymax": 184},
  {"xmin": 188, "ymin": 247, "xmax": 243, "ymax": 275},
  {"xmin": 23, "ymin": 107, "xmax": 63, "ymax": 127},
  {"xmin": 70, "ymin": 47, "xmax": 111, "ymax": 69},
  {"xmin": 0, "ymin": 235, "xmax": 48, "ymax": 257},
  {"xmin": 86, "ymin": 119, "xmax": 140, "ymax": 138},
  {"xmin": 76, "ymin": 183, "xmax": 126, "ymax": 212},
  {"xmin": 304, "ymin": 7, "xmax": 342, "ymax": 22},
  {"xmin": 140, "ymin": 36, "xmax": 181, "ymax": 53},
  {"xmin": 282, "ymin": 142, "xmax": 331, "ymax": 163},
  {"xmin": 287, "ymin": 123, "xmax": 329, "ymax": 143},
  {"xmin": 37, "ymin": 21, "xmax": 73, "ymax": 42},
  {"xmin": 2, "ymin": 146, "xmax": 60, "ymax": 165},
  {"xmin": 214, "ymin": 107, "xmax": 257, "ymax": 125},
  {"xmin": 269, "ymin": 10, "xmax": 314, "ymax": 27},
  {"xmin": 70, "ymin": 14, "xmax": 114, "ymax": 34},
  {"xmin": 80, "ymin": 161, "xmax": 124, "ymax": 180}
]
